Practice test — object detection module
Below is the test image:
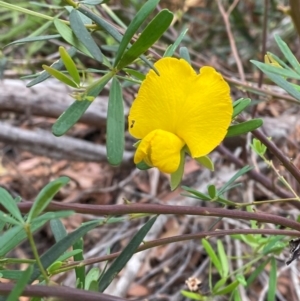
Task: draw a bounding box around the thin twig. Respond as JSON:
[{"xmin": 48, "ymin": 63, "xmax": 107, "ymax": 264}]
[{"xmin": 216, "ymin": 0, "xmax": 245, "ymax": 82}]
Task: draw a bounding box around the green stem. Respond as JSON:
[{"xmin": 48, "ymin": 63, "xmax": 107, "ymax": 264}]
[
  {"xmin": 0, "ymin": 1, "xmax": 95, "ymax": 29},
  {"xmin": 24, "ymin": 223, "xmax": 49, "ymax": 283}
]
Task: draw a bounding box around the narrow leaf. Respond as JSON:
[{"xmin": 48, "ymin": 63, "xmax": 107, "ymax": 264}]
[
  {"xmin": 98, "ymin": 216, "xmax": 157, "ymax": 292},
  {"xmin": 251, "ymin": 60, "xmax": 300, "ymax": 80},
  {"xmin": 52, "ymin": 72, "xmax": 113, "ymax": 136},
  {"xmin": 170, "ymin": 148, "xmax": 185, "ymax": 191},
  {"xmin": 59, "ymin": 46, "xmax": 80, "ymax": 85},
  {"xmin": 6, "ymin": 266, "xmax": 33, "ymax": 301},
  {"xmin": 73, "ymin": 238, "xmax": 85, "ymax": 289},
  {"xmin": 219, "ymin": 165, "xmax": 252, "ymax": 195},
  {"xmin": 0, "ymin": 211, "xmax": 20, "ymax": 226},
  {"xmin": 164, "ymin": 27, "xmax": 188, "ymax": 57},
  {"xmin": 29, "ymin": 218, "xmax": 124, "ymax": 283},
  {"xmin": 0, "ymin": 220, "xmax": 48, "ymax": 257},
  {"xmin": 4, "ymin": 34, "xmax": 61, "ymax": 48},
  {"xmin": 27, "ymin": 177, "xmax": 70, "ymax": 223},
  {"xmin": 50, "ymin": 218, "xmax": 67, "ymax": 242},
  {"xmin": 54, "ymin": 19, "xmax": 91, "ymax": 57},
  {"xmin": 117, "ymin": 10, "xmax": 173, "ymax": 69},
  {"xmin": 217, "ymin": 240, "xmax": 229, "ymax": 277},
  {"xmin": 274, "ymin": 34, "xmax": 300, "ymax": 75},
  {"xmin": 215, "ymin": 280, "xmax": 239, "ymax": 295},
  {"xmin": 107, "ymin": 78, "xmax": 125, "ymax": 165},
  {"xmin": 0, "ymin": 188, "xmax": 23, "ymax": 223},
  {"xmin": 202, "ymin": 239, "xmax": 222, "ymax": 277},
  {"xmin": 226, "ymin": 119, "xmax": 263, "ymax": 137},
  {"xmin": 195, "ymin": 155, "xmax": 214, "ymax": 171},
  {"xmin": 267, "ymin": 257, "xmax": 277, "ymax": 301},
  {"xmin": 246, "ymin": 258, "xmax": 270, "ymax": 287},
  {"xmin": 69, "ymin": 9, "xmax": 102, "ymax": 62},
  {"xmin": 29, "ymin": 220, "xmax": 99, "ymax": 283},
  {"xmin": 251, "ymin": 60, "xmax": 300, "ymax": 100},
  {"xmin": 42, "ymin": 65, "xmax": 78, "ymax": 88},
  {"xmin": 32, "ymin": 211, "xmax": 74, "ymax": 224},
  {"xmin": 114, "ymin": 0, "xmax": 159, "ymax": 67},
  {"xmin": 232, "ymin": 98, "xmax": 251, "ymax": 118},
  {"xmin": 179, "ymin": 46, "xmax": 191, "ymax": 64},
  {"xmin": 27, "ymin": 47, "xmax": 77, "ymax": 87}
]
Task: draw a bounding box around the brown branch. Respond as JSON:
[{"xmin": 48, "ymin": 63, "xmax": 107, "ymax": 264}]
[
  {"xmin": 0, "ymin": 79, "xmax": 109, "ymax": 128},
  {"xmin": 66, "ymin": 228, "xmax": 299, "ymax": 268},
  {"xmin": 15, "ymin": 201, "xmax": 300, "ymax": 231},
  {"xmin": 0, "ymin": 283, "xmax": 126, "ymax": 301},
  {"xmin": 251, "ymin": 126, "xmax": 300, "ymax": 186},
  {"xmin": 0, "ymin": 122, "xmax": 133, "ymax": 163}
]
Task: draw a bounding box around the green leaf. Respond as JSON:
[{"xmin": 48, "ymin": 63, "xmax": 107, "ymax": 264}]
[
  {"xmin": 236, "ymin": 274, "xmax": 247, "ymax": 286},
  {"xmin": 202, "ymin": 239, "xmax": 222, "ymax": 277},
  {"xmin": 207, "ymin": 185, "xmax": 216, "ymax": 199},
  {"xmin": 181, "ymin": 290, "xmax": 204, "ymax": 300},
  {"xmin": 52, "ymin": 72, "xmax": 113, "ymax": 136},
  {"xmin": 218, "ymin": 165, "xmax": 252, "ymax": 195},
  {"xmin": 42, "ymin": 64, "xmax": 78, "ymax": 88},
  {"xmin": 29, "ymin": 219, "xmax": 120, "ymax": 283},
  {"xmin": 217, "ymin": 239, "xmax": 229, "ymax": 277},
  {"xmin": 136, "ymin": 160, "xmax": 151, "ymax": 170},
  {"xmin": 164, "ymin": 27, "xmax": 188, "ymax": 57},
  {"xmin": 27, "ymin": 177, "xmax": 70, "ymax": 223},
  {"xmin": 263, "ymin": 236, "xmax": 285, "ymax": 255},
  {"xmin": 246, "ymin": 258, "xmax": 270, "ymax": 287},
  {"xmin": 226, "ymin": 119, "xmax": 263, "ymax": 137},
  {"xmin": 251, "ymin": 138, "xmax": 267, "ymax": 157},
  {"xmin": 4, "ymin": 34, "xmax": 61, "ymax": 48},
  {"xmin": 267, "ymin": 257, "xmax": 277, "ymax": 301},
  {"xmin": 0, "ymin": 220, "xmax": 48, "ymax": 257},
  {"xmin": 251, "ymin": 60, "xmax": 300, "ymax": 101},
  {"xmin": 215, "ymin": 280, "xmax": 239, "ymax": 295},
  {"xmin": 50, "ymin": 218, "xmax": 67, "ymax": 242},
  {"xmin": 274, "ymin": 34, "xmax": 300, "ymax": 75},
  {"xmin": 54, "ymin": 19, "xmax": 91, "ymax": 57},
  {"xmin": 123, "ymin": 68, "xmax": 145, "ymax": 81},
  {"xmin": 98, "ymin": 216, "xmax": 157, "ymax": 292},
  {"xmin": 232, "ymin": 98, "xmax": 251, "ymax": 118},
  {"xmin": 78, "ymin": 6, "xmax": 123, "ymax": 42},
  {"xmin": 6, "ymin": 266, "xmax": 33, "ymax": 301},
  {"xmin": 181, "ymin": 186, "xmax": 211, "ymax": 201},
  {"xmin": 251, "ymin": 60, "xmax": 300, "ymax": 80},
  {"xmin": 47, "ymin": 261, "xmax": 63, "ymax": 274},
  {"xmin": 69, "ymin": 9, "xmax": 103, "ymax": 62},
  {"xmin": 117, "ymin": 9, "xmax": 173, "ymax": 70},
  {"xmin": 106, "ymin": 78, "xmax": 125, "ymax": 165},
  {"xmin": 59, "ymin": 46, "xmax": 81, "ymax": 85},
  {"xmin": 114, "ymin": 0, "xmax": 159, "ymax": 67},
  {"xmin": 267, "ymin": 52, "xmax": 294, "ymax": 71},
  {"xmin": 0, "ymin": 211, "xmax": 21, "ymax": 226},
  {"xmin": 27, "ymin": 47, "xmax": 77, "ymax": 87},
  {"xmin": 73, "ymin": 238, "xmax": 85, "ymax": 289},
  {"xmin": 179, "ymin": 46, "xmax": 191, "ymax": 64},
  {"xmin": 170, "ymin": 148, "xmax": 185, "ymax": 191},
  {"xmin": 32, "ymin": 211, "xmax": 74, "ymax": 224},
  {"xmin": 0, "ymin": 270, "xmax": 25, "ymax": 281},
  {"xmin": 195, "ymin": 155, "xmax": 214, "ymax": 171},
  {"xmin": 0, "ymin": 188, "xmax": 23, "ymax": 223},
  {"xmin": 85, "ymin": 267, "xmax": 101, "ymax": 291}
]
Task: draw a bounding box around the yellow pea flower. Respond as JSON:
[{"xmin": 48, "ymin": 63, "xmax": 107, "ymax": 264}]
[{"xmin": 128, "ymin": 57, "xmax": 233, "ymax": 174}]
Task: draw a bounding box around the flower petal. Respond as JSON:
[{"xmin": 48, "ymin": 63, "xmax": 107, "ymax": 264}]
[
  {"xmin": 134, "ymin": 129, "xmax": 185, "ymax": 173},
  {"xmin": 128, "ymin": 57, "xmax": 232, "ymax": 158}
]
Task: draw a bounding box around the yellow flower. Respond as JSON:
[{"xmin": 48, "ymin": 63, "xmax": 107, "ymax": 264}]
[{"xmin": 128, "ymin": 57, "xmax": 232, "ymax": 174}]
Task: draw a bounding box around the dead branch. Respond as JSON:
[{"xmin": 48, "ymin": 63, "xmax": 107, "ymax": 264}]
[{"xmin": 0, "ymin": 121, "xmax": 133, "ymax": 162}]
